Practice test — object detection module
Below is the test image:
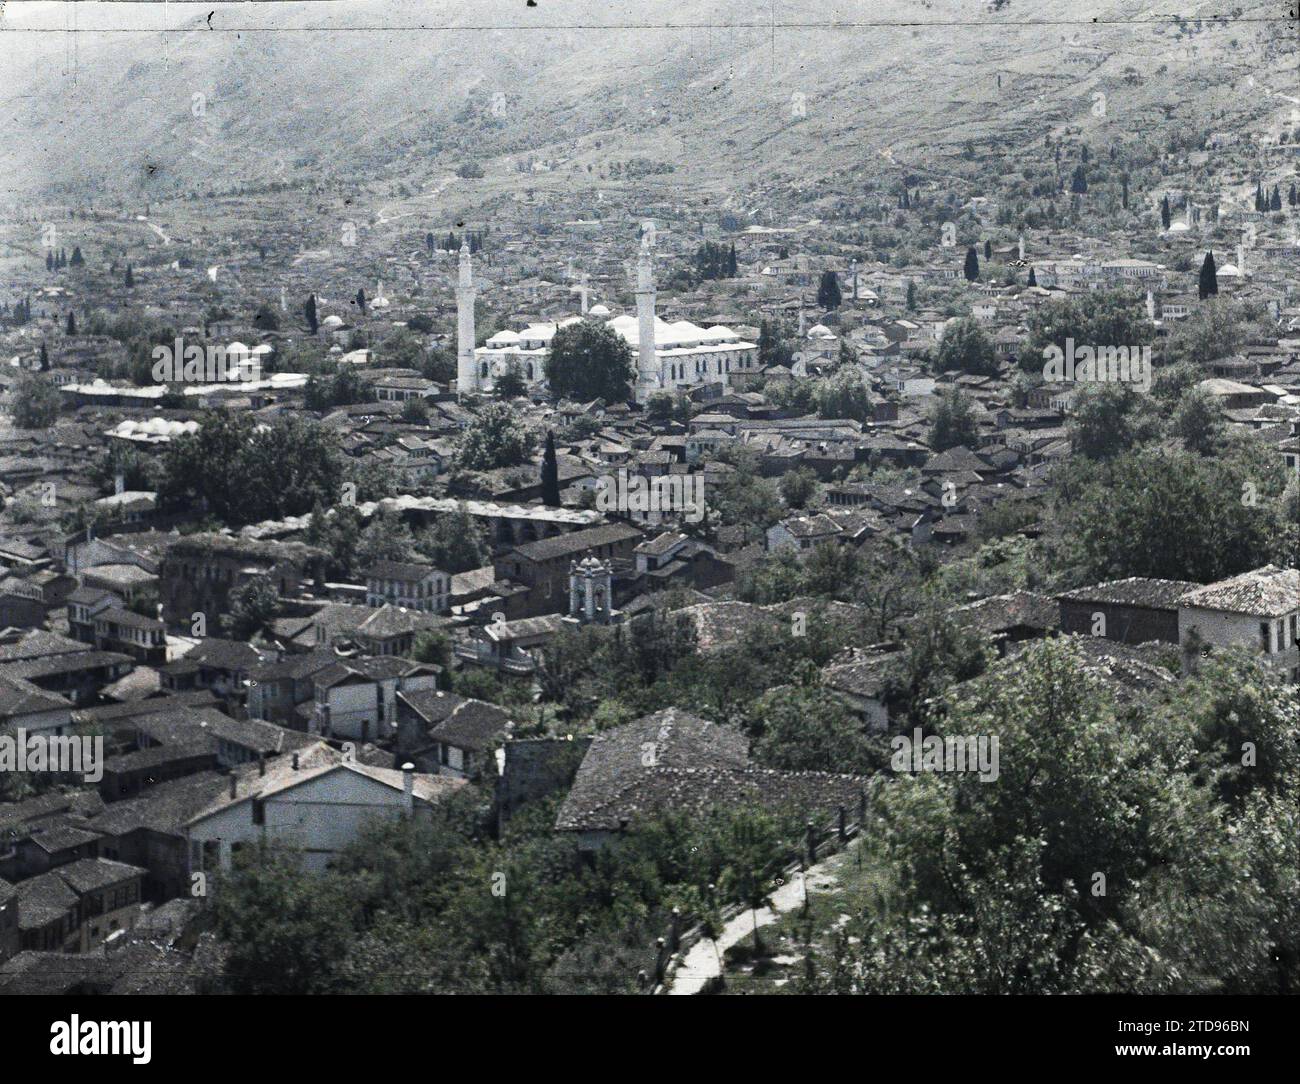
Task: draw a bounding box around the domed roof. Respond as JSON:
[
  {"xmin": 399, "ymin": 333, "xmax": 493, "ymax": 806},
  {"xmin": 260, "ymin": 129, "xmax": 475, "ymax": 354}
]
[
  {"xmin": 322, "ymin": 314, "xmax": 345, "ymax": 329},
  {"xmin": 588, "ymin": 303, "xmax": 611, "ymax": 316}
]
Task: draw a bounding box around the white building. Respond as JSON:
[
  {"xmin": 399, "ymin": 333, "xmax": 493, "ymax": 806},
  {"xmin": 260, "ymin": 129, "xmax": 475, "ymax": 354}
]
[
  {"xmin": 459, "ymin": 241, "xmax": 759, "ymax": 399},
  {"xmin": 185, "ymin": 745, "xmax": 465, "ymax": 873},
  {"xmin": 1179, "ymin": 565, "xmax": 1300, "ymax": 683}
]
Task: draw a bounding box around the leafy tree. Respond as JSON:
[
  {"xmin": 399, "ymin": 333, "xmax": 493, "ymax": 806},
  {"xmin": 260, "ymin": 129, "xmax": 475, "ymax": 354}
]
[
  {"xmin": 758, "ymin": 319, "xmax": 794, "ymax": 369},
  {"xmin": 935, "ymin": 318, "xmax": 997, "ymax": 376},
  {"xmin": 930, "ymin": 387, "xmax": 978, "ymax": 451},
  {"xmin": 417, "ymin": 504, "xmax": 489, "ymax": 573},
  {"xmin": 1060, "ymin": 444, "xmax": 1290, "ymax": 582},
  {"xmin": 411, "ymin": 629, "xmax": 453, "ymax": 667},
  {"xmin": 545, "ymin": 321, "xmax": 635, "ymax": 402},
  {"xmin": 495, "ymin": 358, "xmax": 527, "ymax": 399},
  {"xmin": 401, "ymin": 396, "xmax": 429, "ymax": 424},
  {"xmin": 10, "ymin": 374, "xmax": 61, "ymax": 428},
  {"xmin": 1025, "ymin": 289, "xmax": 1152, "ymax": 374},
  {"xmin": 159, "ymin": 412, "xmax": 343, "ymax": 526},
  {"xmin": 227, "ymin": 575, "xmax": 279, "ymax": 639},
  {"xmin": 813, "ymin": 639, "xmax": 1300, "ymax": 993},
  {"xmin": 1160, "ymin": 299, "xmax": 1249, "ymax": 368},
  {"xmin": 1169, "ymin": 386, "xmax": 1226, "ymax": 456},
  {"xmin": 455, "ymin": 402, "xmax": 536, "ymax": 471},
  {"xmin": 814, "ymin": 369, "xmax": 873, "ymax": 421},
  {"xmin": 1068, "ymin": 383, "xmax": 1159, "ymax": 461},
  {"xmin": 356, "ymin": 507, "xmax": 417, "ymax": 568},
  {"xmin": 778, "ymin": 467, "xmax": 817, "ymax": 509}
]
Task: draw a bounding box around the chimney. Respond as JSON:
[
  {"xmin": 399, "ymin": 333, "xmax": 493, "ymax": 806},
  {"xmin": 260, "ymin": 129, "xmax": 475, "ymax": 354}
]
[
  {"xmin": 229, "ymin": 775, "xmax": 237, "ymax": 799},
  {"xmin": 292, "ymin": 752, "xmax": 300, "ymax": 770},
  {"xmin": 113, "ymin": 473, "xmax": 125, "ymax": 496},
  {"xmin": 401, "ymin": 762, "xmax": 415, "ymax": 815},
  {"xmin": 258, "ymin": 753, "xmax": 266, "ymax": 777}
]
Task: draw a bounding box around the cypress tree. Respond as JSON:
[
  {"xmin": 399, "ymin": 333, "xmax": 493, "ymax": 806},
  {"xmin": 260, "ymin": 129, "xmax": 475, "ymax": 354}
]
[
  {"xmin": 1270, "ymin": 185, "xmax": 1281, "ymax": 211},
  {"xmin": 984, "ymin": 239, "xmax": 992, "ymax": 261},
  {"xmin": 1198, "ymin": 250, "xmax": 1218, "ymax": 300},
  {"xmin": 817, "ymin": 270, "xmax": 842, "ymax": 310},
  {"xmin": 1027, "ymin": 267, "xmax": 1038, "ymax": 287},
  {"xmin": 70, "ymin": 246, "xmax": 84, "ymax": 266},
  {"xmin": 46, "ymin": 252, "xmax": 53, "ymax": 271},
  {"xmin": 541, "ymin": 431, "xmax": 561, "ymax": 507},
  {"xmin": 963, "ymin": 246, "xmax": 980, "ymax": 282},
  {"xmin": 39, "ymin": 342, "xmax": 49, "ymax": 370},
  {"xmin": 1160, "ymin": 195, "xmax": 1171, "ymax": 229},
  {"xmin": 356, "ymin": 288, "xmax": 366, "ymax": 315},
  {"xmin": 305, "ymin": 294, "xmax": 319, "ymax": 334},
  {"xmin": 124, "ymin": 264, "xmax": 134, "ymax": 287},
  {"xmin": 66, "ymin": 311, "xmax": 76, "ymax": 336}
]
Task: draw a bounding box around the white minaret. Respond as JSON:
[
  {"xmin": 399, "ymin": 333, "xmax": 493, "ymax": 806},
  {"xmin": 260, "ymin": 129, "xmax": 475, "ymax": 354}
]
[
  {"xmin": 635, "ymin": 241, "xmax": 659, "ymax": 400},
  {"xmin": 1018, "ymin": 234, "xmax": 1025, "ymax": 261},
  {"xmin": 280, "ymin": 285, "xmax": 287, "ymax": 312},
  {"xmin": 1146, "ymin": 290, "xmax": 1156, "ymax": 322},
  {"xmin": 1236, "ymin": 241, "xmax": 1246, "ymax": 277},
  {"xmin": 456, "ymin": 243, "xmax": 477, "ymax": 395}
]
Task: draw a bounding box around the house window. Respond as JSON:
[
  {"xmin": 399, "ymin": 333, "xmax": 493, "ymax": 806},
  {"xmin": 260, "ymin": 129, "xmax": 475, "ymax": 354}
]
[{"xmin": 252, "ymin": 799, "xmax": 265, "ymax": 825}]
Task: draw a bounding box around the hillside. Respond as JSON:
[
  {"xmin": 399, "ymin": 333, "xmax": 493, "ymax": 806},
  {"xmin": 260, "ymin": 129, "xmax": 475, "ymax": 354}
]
[{"xmin": 0, "ymin": 0, "xmax": 1292, "ymax": 211}]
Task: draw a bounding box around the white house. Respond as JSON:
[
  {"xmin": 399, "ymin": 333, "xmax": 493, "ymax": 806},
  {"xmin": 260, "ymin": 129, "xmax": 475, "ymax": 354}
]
[
  {"xmin": 185, "ymin": 744, "xmax": 465, "ymax": 873},
  {"xmin": 1179, "ymin": 566, "xmax": 1300, "ymax": 683}
]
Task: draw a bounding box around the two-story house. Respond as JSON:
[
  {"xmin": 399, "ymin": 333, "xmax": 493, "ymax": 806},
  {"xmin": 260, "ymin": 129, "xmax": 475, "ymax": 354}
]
[{"xmin": 363, "ymin": 560, "xmax": 450, "ymax": 614}]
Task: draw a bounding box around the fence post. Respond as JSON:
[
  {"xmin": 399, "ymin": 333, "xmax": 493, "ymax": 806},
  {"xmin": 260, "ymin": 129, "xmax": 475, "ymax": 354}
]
[
  {"xmin": 805, "ymin": 820, "xmax": 817, "ymax": 865},
  {"xmin": 837, "ymin": 805, "xmax": 847, "ymax": 843},
  {"xmin": 655, "ymin": 937, "xmax": 667, "ymax": 984},
  {"xmin": 857, "ymin": 789, "xmax": 867, "ymax": 830},
  {"xmin": 669, "ymin": 907, "xmax": 682, "ymax": 952}
]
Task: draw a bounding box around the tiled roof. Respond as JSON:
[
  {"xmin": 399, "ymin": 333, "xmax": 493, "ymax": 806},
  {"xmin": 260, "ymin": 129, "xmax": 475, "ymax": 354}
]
[
  {"xmin": 1179, "ymin": 565, "xmax": 1300, "ymax": 617},
  {"xmin": 1057, "ymin": 577, "xmax": 1200, "ymax": 610}
]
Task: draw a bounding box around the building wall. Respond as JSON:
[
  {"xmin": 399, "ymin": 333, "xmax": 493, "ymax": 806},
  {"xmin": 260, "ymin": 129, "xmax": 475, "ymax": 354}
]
[
  {"xmin": 1180, "ymin": 605, "xmax": 1300, "ymax": 680},
  {"xmin": 187, "ymin": 769, "xmax": 421, "ymax": 874},
  {"xmin": 1058, "ymin": 601, "xmax": 1179, "ymax": 645},
  {"xmin": 0, "ymin": 894, "xmax": 19, "ymax": 963}
]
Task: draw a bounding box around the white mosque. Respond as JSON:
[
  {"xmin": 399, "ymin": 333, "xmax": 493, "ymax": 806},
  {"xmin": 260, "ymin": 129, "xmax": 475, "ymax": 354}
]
[{"xmin": 455, "ymin": 239, "xmax": 759, "ymax": 401}]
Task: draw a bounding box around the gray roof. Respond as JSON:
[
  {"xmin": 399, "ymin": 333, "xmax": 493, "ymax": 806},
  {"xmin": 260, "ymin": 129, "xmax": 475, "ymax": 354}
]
[
  {"xmin": 555, "ymin": 708, "xmax": 866, "ymax": 833},
  {"xmin": 1179, "ymin": 565, "xmax": 1300, "ymax": 618},
  {"xmin": 1057, "ymin": 577, "xmax": 1201, "ymax": 610}
]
